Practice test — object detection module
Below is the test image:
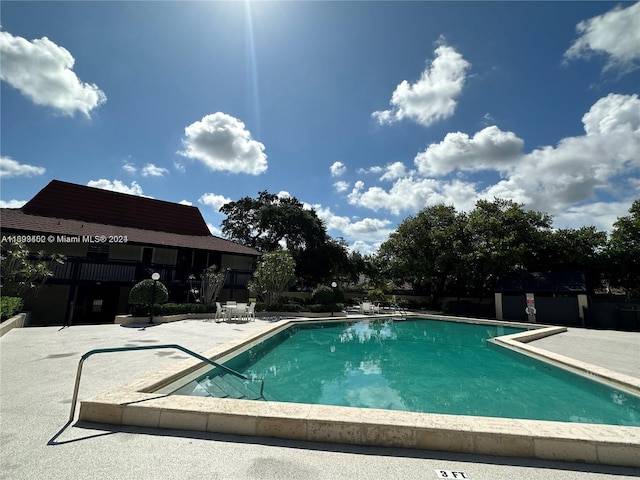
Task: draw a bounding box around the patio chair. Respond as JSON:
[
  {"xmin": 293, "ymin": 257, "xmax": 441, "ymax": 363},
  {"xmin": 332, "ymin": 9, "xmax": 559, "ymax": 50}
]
[
  {"xmin": 214, "ymin": 302, "xmax": 225, "ymax": 323},
  {"xmin": 242, "ymin": 302, "xmax": 256, "ymax": 322},
  {"xmin": 360, "ymin": 301, "xmax": 372, "ymax": 314},
  {"xmin": 232, "ymin": 303, "xmax": 247, "ymax": 322}
]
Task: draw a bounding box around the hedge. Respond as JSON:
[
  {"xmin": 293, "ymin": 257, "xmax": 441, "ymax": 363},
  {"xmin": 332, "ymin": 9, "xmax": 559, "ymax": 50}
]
[
  {"xmin": 128, "ymin": 302, "xmax": 216, "ymax": 317},
  {"xmin": 1, "ymin": 296, "xmax": 23, "ymax": 321}
]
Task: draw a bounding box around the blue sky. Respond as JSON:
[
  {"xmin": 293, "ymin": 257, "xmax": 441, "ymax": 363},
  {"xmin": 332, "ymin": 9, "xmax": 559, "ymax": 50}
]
[{"xmin": 1, "ymin": 1, "xmax": 639, "ymax": 254}]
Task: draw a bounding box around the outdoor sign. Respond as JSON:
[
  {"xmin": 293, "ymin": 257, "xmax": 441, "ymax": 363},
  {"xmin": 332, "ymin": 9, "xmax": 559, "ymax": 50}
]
[
  {"xmin": 435, "ymin": 470, "xmax": 469, "ymax": 479},
  {"xmin": 525, "ymin": 292, "xmax": 537, "ymax": 322}
]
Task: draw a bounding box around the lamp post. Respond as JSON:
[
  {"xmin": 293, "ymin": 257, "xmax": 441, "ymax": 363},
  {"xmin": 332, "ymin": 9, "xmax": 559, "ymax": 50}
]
[
  {"xmin": 330, "ymin": 281, "xmax": 338, "ymax": 316},
  {"xmin": 150, "ymin": 272, "xmax": 160, "ymax": 324}
]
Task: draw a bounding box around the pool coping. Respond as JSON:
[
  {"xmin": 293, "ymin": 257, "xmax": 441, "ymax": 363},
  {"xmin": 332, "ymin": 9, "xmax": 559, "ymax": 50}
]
[{"xmin": 78, "ymin": 314, "xmax": 640, "ymax": 467}]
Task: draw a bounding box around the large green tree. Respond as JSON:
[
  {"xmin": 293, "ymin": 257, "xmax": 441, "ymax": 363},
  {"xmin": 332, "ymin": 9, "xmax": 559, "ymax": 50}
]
[
  {"xmin": 537, "ymin": 226, "xmax": 608, "ymax": 293},
  {"xmin": 606, "ymin": 199, "xmax": 640, "ymax": 298},
  {"xmin": 220, "ymin": 191, "xmax": 362, "ymax": 288},
  {"xmin": 220, "ymin": 191, "xmax": 326, "ymax": 252},
  {"xmin": 465, "ymin": 198, "xmax": 553, "ymax": 294},
  {"xmin": 377, "ymin": 204, "xmax": 469, "ymax": 301}
]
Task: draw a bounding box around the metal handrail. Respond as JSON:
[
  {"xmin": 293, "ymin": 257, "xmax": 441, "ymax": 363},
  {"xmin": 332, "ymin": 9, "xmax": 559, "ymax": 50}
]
[
  {"xmin": 68, "ymin": 344, "xmax": 265, "ymax": 422},
  {"xmin": 392, "ymin": 303, "xmax": 408, "ymax": 318}
]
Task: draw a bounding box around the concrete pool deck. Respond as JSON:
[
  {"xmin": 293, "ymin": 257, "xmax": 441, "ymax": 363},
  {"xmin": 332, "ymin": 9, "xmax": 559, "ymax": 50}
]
[{"xmin": 1, "ymin": 316, "xmax": 639, "ymax": 479}]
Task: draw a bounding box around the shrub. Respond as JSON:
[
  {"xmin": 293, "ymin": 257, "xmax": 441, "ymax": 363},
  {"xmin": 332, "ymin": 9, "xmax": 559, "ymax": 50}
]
[
  {"xmin": 1, "ymin": 296, "xmax": 23, "ymax": 321},
  {"xmin": 265, "ymin": 303, "xmax": 303, "ymax": 313},
  {"xmin": 307, "ymin": 303, "xmax": 344, "ymax": 313},
  {"xmin": 128, "ymin": 279, "xmax": 169, "ymax": 305},
  {"xmin": 128, "ymin": 302, "xmax": 216, "ymax": 317},
  {"xmin": 312, "ymin": 285, "xmax": 334, "ymax": 305},
  {"xmin": 367, "ymin": 288, "xmax": 387, "ymax": 302}
]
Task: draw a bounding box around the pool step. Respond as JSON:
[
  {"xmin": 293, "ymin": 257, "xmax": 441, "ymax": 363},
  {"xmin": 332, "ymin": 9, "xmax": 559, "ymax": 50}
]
[
  {"xmin": 198, "ymin": 373, "xmax": 276, "ymax": 401},
  {"xmin": 170, "ymin": 371, "xmax": 277, "ymax": 401}
]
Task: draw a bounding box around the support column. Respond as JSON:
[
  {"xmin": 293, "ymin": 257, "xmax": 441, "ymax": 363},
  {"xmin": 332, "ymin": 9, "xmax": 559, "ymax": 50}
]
[
  {"xmin": 494, "ymin": 292, "xmax": 503, "ymax": 320},
  {"xmin": 577, "ymin": 294, "xmax": 588, "ymax": 327}
]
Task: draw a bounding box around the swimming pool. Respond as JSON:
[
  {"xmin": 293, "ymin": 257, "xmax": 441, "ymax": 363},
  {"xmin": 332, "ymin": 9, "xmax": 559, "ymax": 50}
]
[
  {"xmin": 170, "ymin": 318, "xmax": 640, "ymax": 426},
  {"xmin": 79, "ymin": 315, "xmax": 640, "ymax": 466}
]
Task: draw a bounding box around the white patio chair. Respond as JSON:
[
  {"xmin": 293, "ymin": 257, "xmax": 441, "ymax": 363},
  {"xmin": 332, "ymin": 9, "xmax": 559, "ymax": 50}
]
[
  {"xmin": 214, "ymin": 302, "xmax": 224, "ymax": 323},
  {"xmin": 233, "ymin": 303, "xmax": 247, "ymax": 322},
  {"xmin": 360, "ymin": 301, "xmax": 372, "ymax": 314},
  {"xmin": 242, "ymin": 302, "xmax": 256, "ymax": 322}
]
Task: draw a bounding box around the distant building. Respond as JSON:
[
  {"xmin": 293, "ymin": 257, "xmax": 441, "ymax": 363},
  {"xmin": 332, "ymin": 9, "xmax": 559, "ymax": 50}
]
[{"xmin": 0, "ymin": 180, "xmax": 259, "ymax": 325}]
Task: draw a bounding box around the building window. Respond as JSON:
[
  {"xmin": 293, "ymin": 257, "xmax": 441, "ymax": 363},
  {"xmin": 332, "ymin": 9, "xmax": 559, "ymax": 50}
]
[
  {"xmin": 87, "ymin": 244, "xmax": 109, "ymax": 259},
  {"xmin": 92, "ymin": 299, "xmax": 103, "ymax": 313}
]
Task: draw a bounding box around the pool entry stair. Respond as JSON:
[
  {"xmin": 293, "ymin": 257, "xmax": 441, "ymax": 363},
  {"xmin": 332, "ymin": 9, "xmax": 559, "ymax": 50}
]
[{"xmin": 171, "ymin": 373, "xmax": 277, "ymax": 401}]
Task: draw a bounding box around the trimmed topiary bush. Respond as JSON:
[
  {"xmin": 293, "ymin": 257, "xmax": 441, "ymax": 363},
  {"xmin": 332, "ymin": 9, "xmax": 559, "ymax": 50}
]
[
  {"xmin": 129, "ymin": 279, "xmax": 169, "ymax": 305},
  {"xmin": 312, "ymin": 285, "xmax": 334, "ymax": 305}
]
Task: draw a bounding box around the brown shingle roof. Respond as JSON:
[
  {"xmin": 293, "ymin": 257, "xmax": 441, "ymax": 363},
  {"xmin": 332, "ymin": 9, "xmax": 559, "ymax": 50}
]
[
  {"xmin": 22, "ymin": 180, "xmax": 211, "ymax": 236},
  {"xmin": 1, "ymin": 209, "xmax": 259, "ymax": 256}
]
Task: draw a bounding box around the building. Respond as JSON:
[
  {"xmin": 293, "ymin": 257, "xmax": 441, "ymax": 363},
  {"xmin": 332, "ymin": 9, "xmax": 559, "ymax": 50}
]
[{"xmin": 0, "ymin": 180, "xmax": 260, "ymax": 325}]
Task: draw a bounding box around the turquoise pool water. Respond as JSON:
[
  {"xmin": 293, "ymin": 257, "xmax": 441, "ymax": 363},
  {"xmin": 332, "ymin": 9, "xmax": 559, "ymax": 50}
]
[{"xmin": 178, "ymin": 319, "xmax": 640, "ymax": 426}]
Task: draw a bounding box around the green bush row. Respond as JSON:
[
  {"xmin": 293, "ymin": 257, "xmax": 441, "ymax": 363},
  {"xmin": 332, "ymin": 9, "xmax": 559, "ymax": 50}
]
[
  {"xmin": 1, "ymin": 296, "xmax": 23, "ymax": 321},
  {"xmin": 128, "ymin": 302, "xmax": 216, "ymax": 317}
]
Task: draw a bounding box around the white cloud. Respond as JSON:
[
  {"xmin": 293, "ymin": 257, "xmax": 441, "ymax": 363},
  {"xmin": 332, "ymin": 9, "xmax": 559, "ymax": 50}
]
[
  {"xmin": 357, "ymin": 166, "xmax": 383, "ymax": 175},
  {"xmin": 379, "ymin": 162, "xmax": 407, "ymax": 181},
  {"xmin": 179, "ymin": 112, "xmax": 267, "ymax": 175},
  {"xmin": 122, "ymin": 162, "xmax": 137, "ymax": 174},
  {"xmin": 349, "ymin": 240, "xmax": 381, "ymax": 255},
  {"xmin": 495, "ymin": 93, "xmax": 640, "ymax": 214},
  {"xmin": 414, "ymin": 126, "xmax": 524, "ymax": 176},
  {"xmin": 330, "ymin": 161, "xmax": 346, "ymax": 177},
  {"xmin": 0, "ymin": 199, "xmax": 27, "ymax": 209},
  {"xmin": 552, "ymin": 200, "xmax": 637, "ymax": 233},
  {"xmin": 199, "ymin": 193, "xmax": 232, "ymax": 211},
  {"xmin": 173, "ymin": 162, "xmax": 186, "ymax": 172},
  {"xmin": 141, "ymin": 163, "xmax": 169, "ymax": 177},
  {"xmin": 0, "ymin": 156, "xmax": 46, "ymax": 178},
  {"xmin": 178, "ymin": 200, "xmax": 193, "ymax": 206},
  {"xmin": 372, "ymin": 39, "xmax": 471, "ymax": 127},
  {"xmin": 351, "ymin": 93, "xmax": 640, "ymax": 231},
  {"xmin": 311, "ymin": 204, "xmax": 395, "ymax": 245},
  {"xmin": 87, "ymin": 179, "xmax": 148, "ymax": 197},
  {"xmin": 349, "ymin": 178, "xmax": 445, "ymax": 215},
  {"xmin": 0, "ymin": 31, "xmax": 106, "ymax": 117},
  {"xmin": 206, "ymin": 222, "xmax": 223, "ymax": 237},
  {"xmin": 333, "ymin": 181, "xmax": 350, "ymax": 193},
  {"xmin": 564, "ymin": 1, "xmax": 640, "ymax": 74}
]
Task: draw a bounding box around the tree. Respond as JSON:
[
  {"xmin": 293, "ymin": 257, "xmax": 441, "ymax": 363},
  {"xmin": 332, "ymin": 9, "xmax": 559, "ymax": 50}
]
[
  {"xmin": 466, "ymin": 198, "xmax": 552, "ymax": 295},
  {"xmin": 537, "ymin": 226, "xmax": 607, "ymax": 293},
  {"xmin": 292, "ymin": 237, "xmax": 351, "ymax": 287},
  {"xmin": 220, "ymin": 191, "xmax": 326, "ymax": 252},
  {"xmin": 0, "ymin": 241, "xmax": 64, "ymax": 298},
  {"xmin": 607, "ymin": 199, "xmax": 640, "ymax": 298},
  {"xmin": 377, "ymin": 204, "xmax": 469, "ymax": 302},
  {"xmin": 189, "ymin": 265, "xmax": 227, "ymax": 306},
  {"xmin": 248, "ymin": 249, "xmax": 296, "ymax": 308}
]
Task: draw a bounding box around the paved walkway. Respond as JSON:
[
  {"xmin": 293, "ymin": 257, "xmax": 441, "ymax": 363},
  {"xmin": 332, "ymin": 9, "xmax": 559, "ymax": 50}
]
[{"xmin": 1, "ymin": 319, "xmax": 639, "ymax": 480}]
